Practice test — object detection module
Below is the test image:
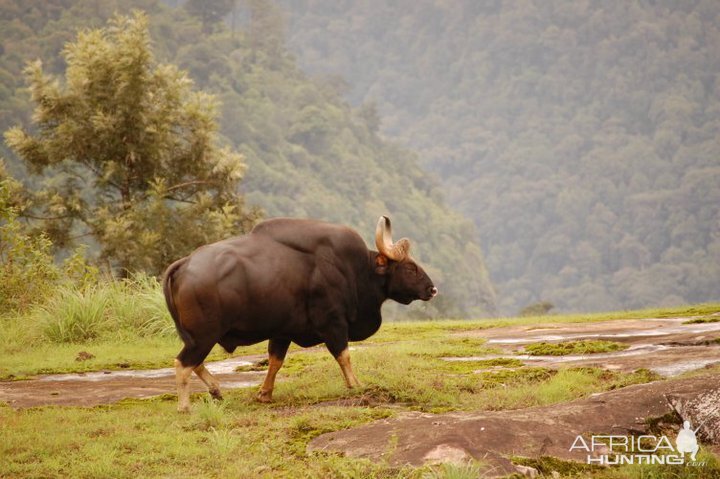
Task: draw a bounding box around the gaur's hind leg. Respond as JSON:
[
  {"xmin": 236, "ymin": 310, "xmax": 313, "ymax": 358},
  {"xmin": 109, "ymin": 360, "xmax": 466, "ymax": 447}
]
[
  {"xmin": 325, "ymin": 339, "xmax": 360, "ymax": 389},
  {"xmin": 257, "ymin": 338, "xmax": 290, "ymax": 403},
  {"xmin": 194, "ymin": 364, "xmax": 222, "ymax": 400},
  {"xmin": 175, "ymin": 342, "xmax": 215, "ymax": 413},
  {"xmin": 174, "ymin": 358, "xmax": 193, "ymax": 413}
]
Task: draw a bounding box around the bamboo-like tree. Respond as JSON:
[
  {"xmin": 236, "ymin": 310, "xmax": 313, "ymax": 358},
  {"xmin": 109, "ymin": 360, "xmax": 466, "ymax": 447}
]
[{"xmin": 5, "ymin": 11, "xmax": 259, "ymax": 276}]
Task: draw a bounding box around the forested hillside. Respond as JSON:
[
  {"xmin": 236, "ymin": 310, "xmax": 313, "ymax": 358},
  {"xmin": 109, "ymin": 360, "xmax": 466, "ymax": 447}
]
[
  {"xmin": 278, "ymin": 0, "xmax": 720, "ymax": 314},
  {"xmin": 0, "ymin": 0, "xmax": 497, "ymax": 317}
]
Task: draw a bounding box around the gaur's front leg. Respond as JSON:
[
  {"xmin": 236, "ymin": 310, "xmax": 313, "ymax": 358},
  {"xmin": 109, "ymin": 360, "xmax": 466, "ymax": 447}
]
[
  {"xmin": 257, "ymin": 338, "xmax": 291, "ymax": 403},
  {"xmin": 325, "ymin": 336, "xmax": 361, "ymax": 388}
]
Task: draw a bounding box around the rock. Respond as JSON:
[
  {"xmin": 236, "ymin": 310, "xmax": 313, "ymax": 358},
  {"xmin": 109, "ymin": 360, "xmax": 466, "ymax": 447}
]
[
  {"xmin": 75, "ymin": 351, "xmax": 95, "ymax": 362},
  {"xmin": 308, "ymin": 374, "xmax": 718, "ymax": 477},
  {"xmin": 666, "ymin": 386, "xmax": 720, "ymax": 445},
  {"xmin": 514, "ymin": 465, "xmax": 538, "ymax": 478},
  {"xmin": 422, "ymin": 444, "xmax": 471, "ymax": 465}
]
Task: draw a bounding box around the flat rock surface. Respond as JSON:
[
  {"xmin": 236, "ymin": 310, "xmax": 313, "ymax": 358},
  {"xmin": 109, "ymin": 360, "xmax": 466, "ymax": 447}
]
[
  {"xmin": 449, "ymin": 316, "xmax": 720, "ymax": 377},
  {"xmin": 308, "ymin": 375, "xmax": 719, "ymax": 476}
]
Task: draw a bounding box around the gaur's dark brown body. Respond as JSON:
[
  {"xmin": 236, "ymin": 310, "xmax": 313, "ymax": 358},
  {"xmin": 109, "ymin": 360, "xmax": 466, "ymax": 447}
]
[{"xmin": 164, "ymin": 217, "xmax": 436, "ymax": 412}]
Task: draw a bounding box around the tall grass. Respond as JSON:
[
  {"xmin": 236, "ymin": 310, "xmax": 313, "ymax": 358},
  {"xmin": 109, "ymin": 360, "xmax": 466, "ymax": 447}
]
[
  {"xmin": 9, "ymin": 274, "xmax": 173, "ymax": 345},
  {"xmin": 107, "ymin": 275, "xmax": 175, "ymax": 338},
  {"xmin": 41, "ymin": 286, "xmax": 111, "ymax": 343}
]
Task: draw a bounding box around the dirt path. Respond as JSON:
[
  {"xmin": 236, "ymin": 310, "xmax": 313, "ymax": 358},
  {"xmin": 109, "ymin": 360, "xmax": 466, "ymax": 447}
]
[{"xmin": 0, "ymin": 355, "xmax": 266, "ymax": 408}]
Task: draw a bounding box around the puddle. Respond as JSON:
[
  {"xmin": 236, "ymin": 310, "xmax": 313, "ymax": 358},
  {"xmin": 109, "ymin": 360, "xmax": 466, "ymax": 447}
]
[
  {"xmin": 487, "ymin": 321, "xmax": 720, "ymax": 344},
  {"xmin": 39, "ymin": 356, "xmax": 255, "ymax": 382}
]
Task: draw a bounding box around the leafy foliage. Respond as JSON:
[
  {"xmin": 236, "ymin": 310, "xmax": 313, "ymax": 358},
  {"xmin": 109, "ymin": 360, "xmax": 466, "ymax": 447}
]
[
  {"xmin": 278, "ymin": 0, "xmax": 720, "ymax": 314},
  {"xmin": 4, "ymin": 11, "xmax": 258, "ymax": 276},
  {"xmin": 0, "ymin": 168, "xmax": 58, "ymax": 312},
  {"xmin": 0, "ymin": 0, "xmax": 497, "ymax": 316},
  {"xmin": 0, "ymin": 161, "xmax": 98, "ymax": 312}
]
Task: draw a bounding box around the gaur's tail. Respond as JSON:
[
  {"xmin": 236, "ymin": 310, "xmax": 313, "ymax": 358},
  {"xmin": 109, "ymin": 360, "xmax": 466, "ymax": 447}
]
[{"xmin": 163, "ymin": 257, "xmax": 195, "ymax": 348}]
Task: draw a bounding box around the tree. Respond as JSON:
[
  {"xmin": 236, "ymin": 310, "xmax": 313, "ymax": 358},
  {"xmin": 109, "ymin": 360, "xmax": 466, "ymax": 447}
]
[
  {"xmin": 5, "ymin": 11, "xmax": 259, "ymax": 276},
  {"xmin": 184, "ymin": 0, "xmax": 235, "ymax": 34}
]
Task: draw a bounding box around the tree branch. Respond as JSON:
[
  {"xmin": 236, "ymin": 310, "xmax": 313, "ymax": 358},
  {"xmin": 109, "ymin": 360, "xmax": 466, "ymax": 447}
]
[
  {"xmin": 21, "ymin": 212, "xmax": 75, "ymax": 221},
  {"xmin": 165, "ymin": 180, "xmax": 219, "ymax": 193}
]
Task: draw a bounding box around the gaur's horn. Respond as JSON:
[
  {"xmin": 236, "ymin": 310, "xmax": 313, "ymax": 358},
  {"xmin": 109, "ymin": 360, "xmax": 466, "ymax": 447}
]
[{"xmin": 375, "ymin": 216, "xmax": 410, "ymax": 261}]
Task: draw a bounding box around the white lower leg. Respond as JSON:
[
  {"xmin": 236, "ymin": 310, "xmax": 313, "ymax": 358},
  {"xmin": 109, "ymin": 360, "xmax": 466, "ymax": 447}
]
[
  {"xmin": 175, "ymin": 358, "xmax": 194, "ymax": 412},
  {"xmin": 194, "ymin": 363, "xmax": 222, "ymax": 400},
  {"xmin": 336, "ymin": 348, "xmax": 360, "ymax": 388}
]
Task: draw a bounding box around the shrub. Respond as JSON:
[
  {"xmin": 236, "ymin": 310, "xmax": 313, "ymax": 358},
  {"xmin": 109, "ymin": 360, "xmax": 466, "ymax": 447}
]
[{"xmin": 0, "ymin": 178, "xmax": 59, "ymax": 312}]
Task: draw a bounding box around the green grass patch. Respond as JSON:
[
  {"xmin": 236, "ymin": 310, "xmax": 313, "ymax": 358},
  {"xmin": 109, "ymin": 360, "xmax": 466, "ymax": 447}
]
[
  {"xmin": 408, "ymin": 337, "xmax": 501, "ymax": 358},
  {"xmin": 683, "ymin": 315, "xmax": 720, "ymax": 324},
  {"xmin": 650, "ymin": 305, "xmax": 720, "ymax": 318},
  {"xmin": 442, "ymin": 357, "xmax": 525, "ymax": 372},
  {"xmin": 512, "ymin": 455, "xmax": 603, "ymax": 476},
  {"xmin": 594, "ymin": 449, "xmax": 720, "ymax": 478},
  {"xmin": 421, "ymin": 462, "xmax": 487, "ymax": 479},
  {"xmin": 608, "ymin": 368, "xmax": 662, "ymax": 388},
  {"xmin": 523, "ymin": 340, "xmax": 629, "ymax": 356},
  {"xmin": 475, "ymin": 366, "xmax": 556, "ymax": 387},
  {"xmin": 0, "ymin": 399, "xmax": 414, "ymax": 478}
]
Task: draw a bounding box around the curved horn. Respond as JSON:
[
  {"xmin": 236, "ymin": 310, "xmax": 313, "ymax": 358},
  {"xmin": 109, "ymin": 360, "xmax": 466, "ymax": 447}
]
[{"xmin": 375, "ymin": 215, "xmax": 410, "ymax": 261}]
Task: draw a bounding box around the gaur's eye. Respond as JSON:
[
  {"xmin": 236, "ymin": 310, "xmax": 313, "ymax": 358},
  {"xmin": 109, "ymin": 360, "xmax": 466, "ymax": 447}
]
[{"xmin": 405, "ymin": 263, "xmax": 419, "ymax": 275}]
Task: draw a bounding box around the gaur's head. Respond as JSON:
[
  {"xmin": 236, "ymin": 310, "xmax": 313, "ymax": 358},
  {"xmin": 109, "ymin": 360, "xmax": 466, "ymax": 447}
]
[{"xmin": 374, "ymin": 216, "xmax": 437, "ymax": 304}]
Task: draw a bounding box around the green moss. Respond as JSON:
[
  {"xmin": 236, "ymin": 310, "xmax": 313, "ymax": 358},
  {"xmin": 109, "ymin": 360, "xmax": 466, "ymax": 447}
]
[
  {"xmin": 475, "ymin": 367, "xmax": 557, "ymax": 388},
  {"xmin": 609, "ymin": 368, "xmax": 661, "ymax": 389},
  {"xmin": 683, "ymin": 315, "xmax": 720, "ymax": 324},
  {"xmin": 523, "ymin": 340, "xmax": 629, "ymax": 356}
]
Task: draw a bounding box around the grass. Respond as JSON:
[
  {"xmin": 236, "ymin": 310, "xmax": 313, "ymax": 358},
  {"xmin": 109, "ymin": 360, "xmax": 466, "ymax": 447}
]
[
  {"xmin": 0, "ymin": 399, "xmax": 411, "ymax": 478},
  {"xmin": 683, "ymin": 315, "xmax": 720, "ymax": 324},
  {"xmin": 2, "ymin": 290, "xmax": 720, "ymax": 477},
  {"xmin": 2, "ymin": 291, "xmax": 719, "ymax": 379},
  {"xmin": 522, "ymin": 340, "xmax": 629, "ymax": 356},
  {"xmin": 444, "ymin": 357, "xmax": 525, "ymax": 370},
  {"xmin": 0, "ymin": 352, "xmax": 669, "ymax": 479},
  {"xmin": 0, "ymin": 350, "xmax": 695, "ymax": 478},
  {"xmin": 512, "ymin": 455, "xmax": 603, "ymax": 476}
]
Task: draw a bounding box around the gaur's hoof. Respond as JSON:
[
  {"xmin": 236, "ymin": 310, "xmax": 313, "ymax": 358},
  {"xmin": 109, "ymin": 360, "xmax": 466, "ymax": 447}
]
[
  {"xmin": 256, "ymin": 390, "xmax": 273, "ymax": 403},
  {"xmin": 210, "ymin": 389, "xmax": 223, "ymax": 401},
  {"xmin": 177, "ymin": 405, "xmax": 191, "ymax": 414}
]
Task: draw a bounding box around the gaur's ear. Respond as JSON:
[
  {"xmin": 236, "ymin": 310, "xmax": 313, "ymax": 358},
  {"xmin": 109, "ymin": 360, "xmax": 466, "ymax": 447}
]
[{"xmin": 375, "ymin": 254, "xmax": 388, "ymax": 274}]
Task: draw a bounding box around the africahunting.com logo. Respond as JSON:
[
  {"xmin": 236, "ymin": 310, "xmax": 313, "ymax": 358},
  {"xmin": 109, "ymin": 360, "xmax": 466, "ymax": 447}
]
[{"xmin": 569, "ymin": 420, "xmax": 706, "ymax": 466}]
